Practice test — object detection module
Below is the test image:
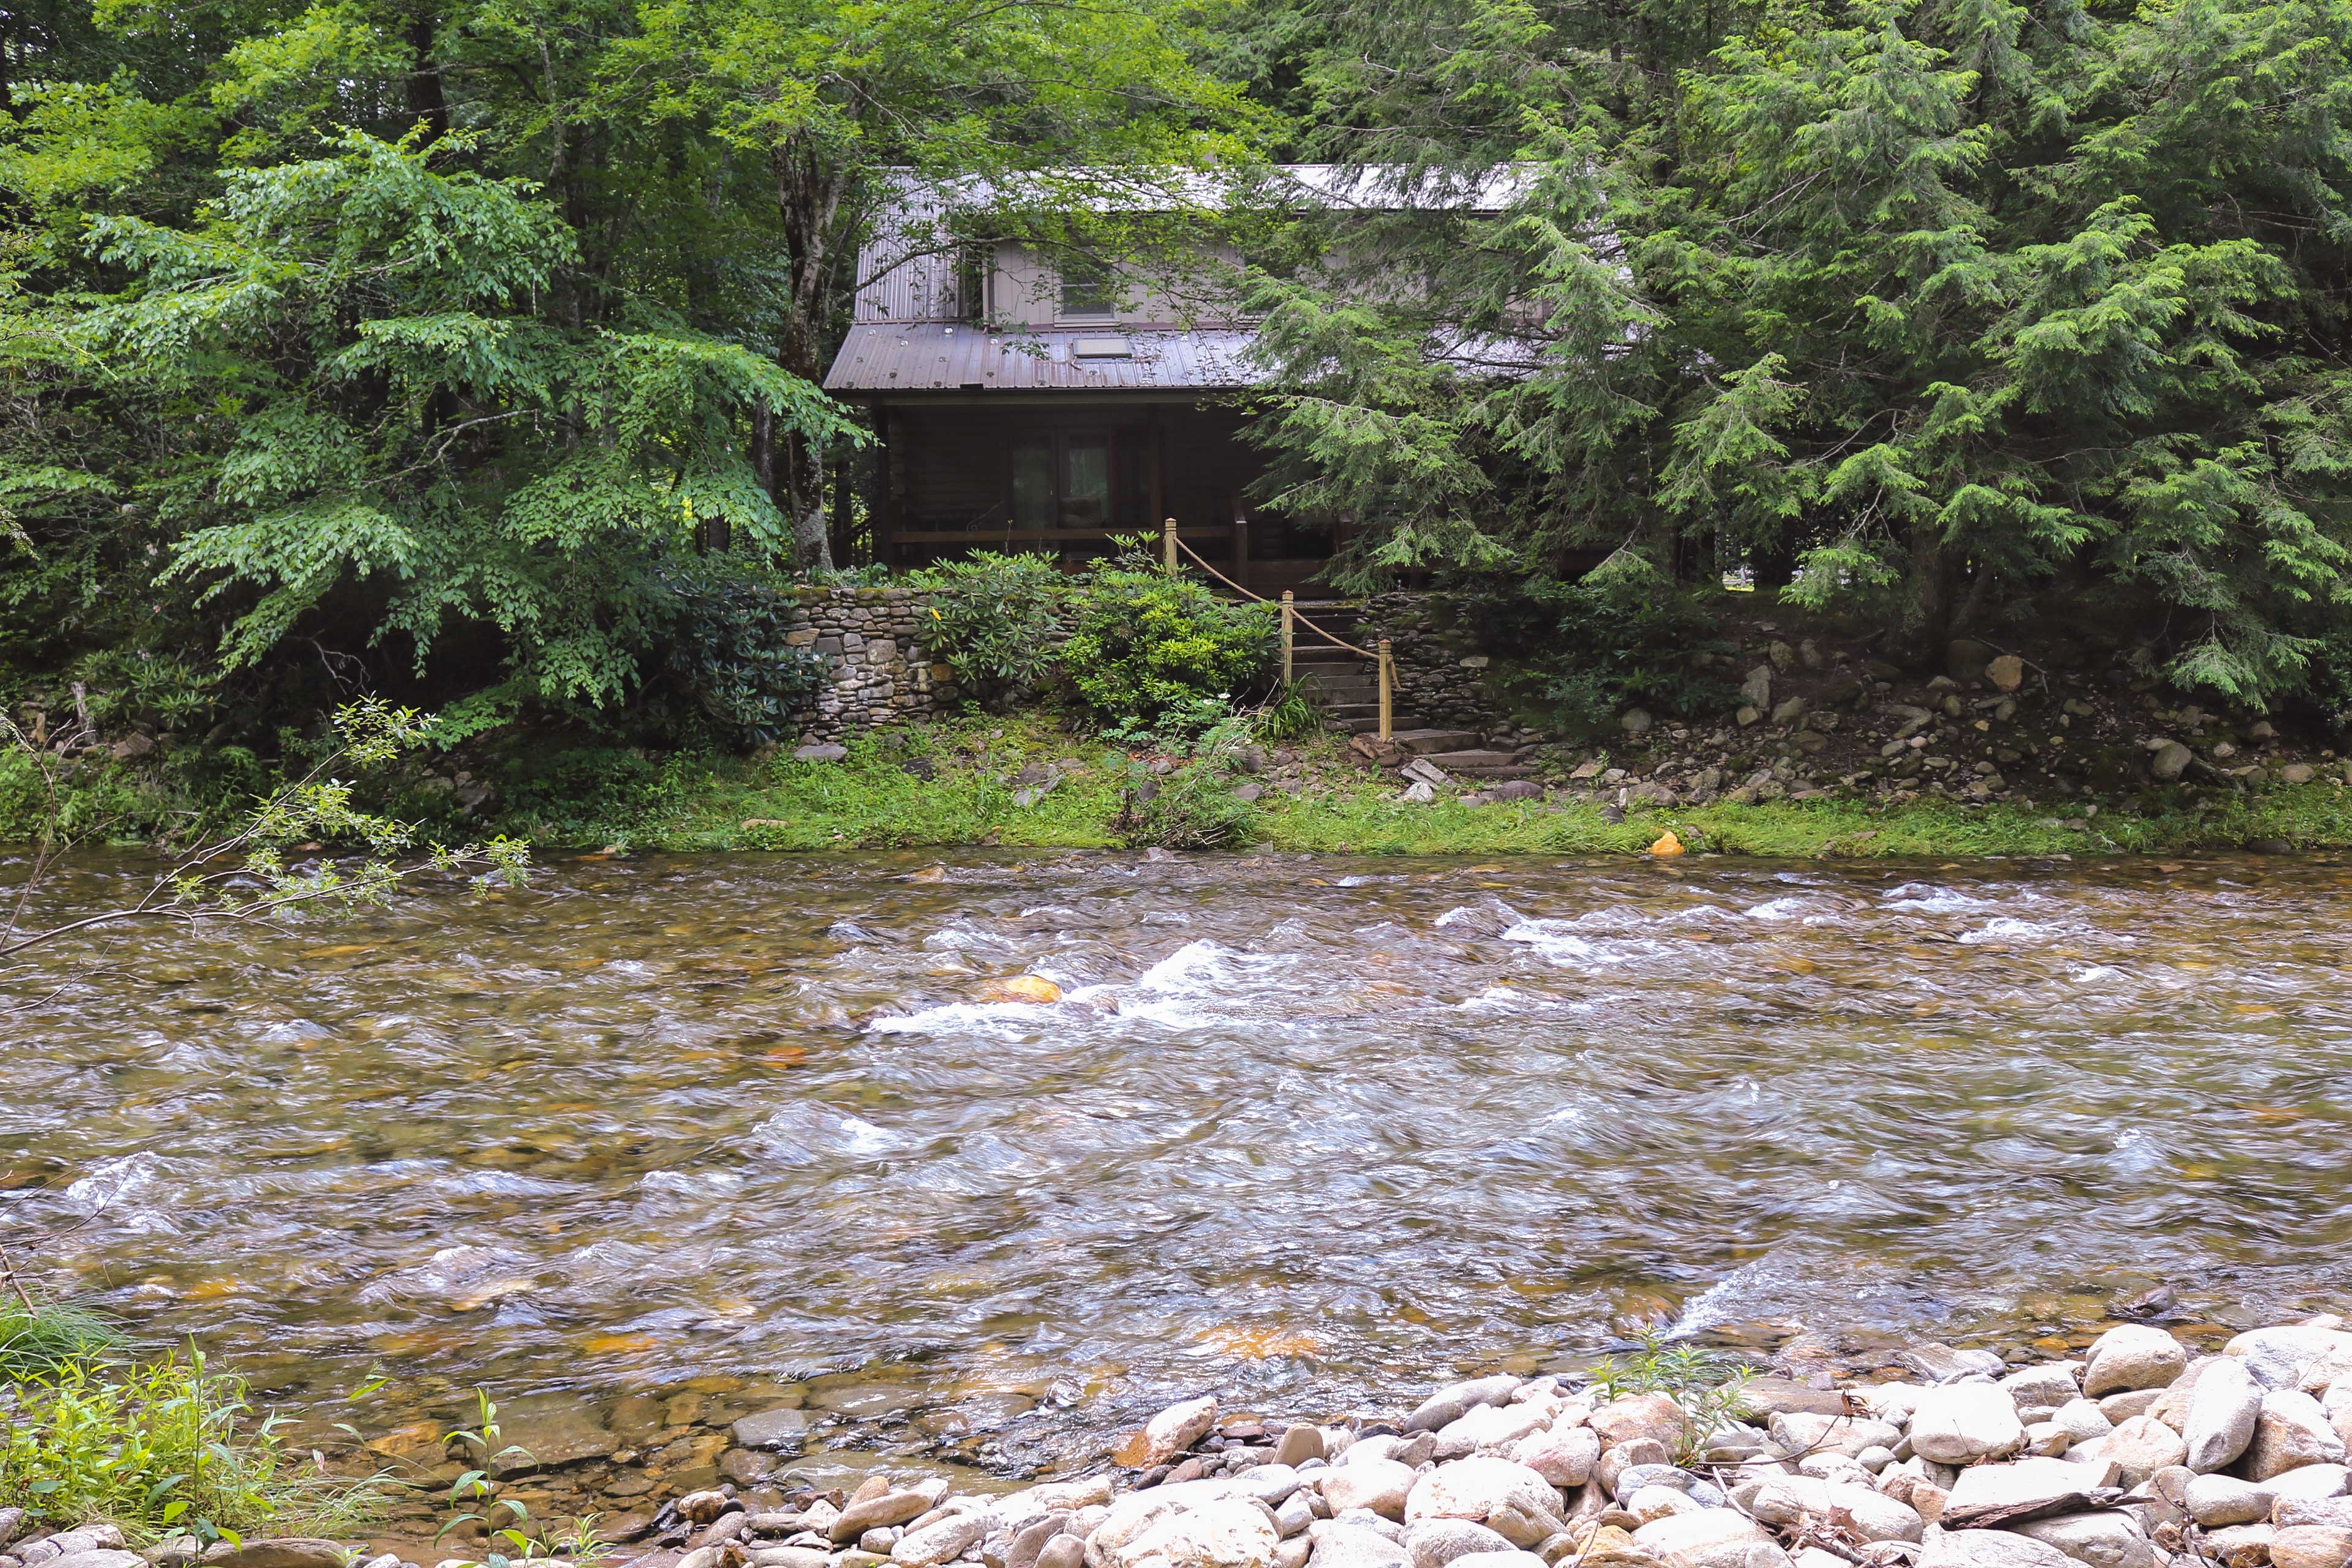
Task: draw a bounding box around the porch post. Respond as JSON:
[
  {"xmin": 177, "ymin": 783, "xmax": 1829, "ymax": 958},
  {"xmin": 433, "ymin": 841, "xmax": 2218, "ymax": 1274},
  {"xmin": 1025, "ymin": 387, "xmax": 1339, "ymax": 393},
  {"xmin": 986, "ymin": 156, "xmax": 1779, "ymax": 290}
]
[
  {"xmin": 1163, "ymin": 516, "xmax": 1177, "ymax": 573},
  {"xmin": 1281, "ymin": 591, "xmax": 1294, "ymax": 687}
]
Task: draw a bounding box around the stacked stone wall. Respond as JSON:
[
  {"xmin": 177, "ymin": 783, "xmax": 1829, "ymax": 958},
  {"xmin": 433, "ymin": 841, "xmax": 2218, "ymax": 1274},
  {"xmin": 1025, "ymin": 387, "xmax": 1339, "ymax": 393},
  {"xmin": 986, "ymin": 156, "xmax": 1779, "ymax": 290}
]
[
  {"xmin": 1360, "ymin": 592, "xmax": 1509, "ymax": 729},
  {"xmin": 782, "ymin": 587, "xmax": 959, "ymax": 741}
]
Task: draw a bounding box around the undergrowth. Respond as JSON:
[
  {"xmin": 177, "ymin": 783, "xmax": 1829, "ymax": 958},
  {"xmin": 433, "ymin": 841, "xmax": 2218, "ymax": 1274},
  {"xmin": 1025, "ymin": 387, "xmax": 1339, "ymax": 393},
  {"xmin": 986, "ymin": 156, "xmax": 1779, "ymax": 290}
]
[
  {"xmin": 0, "ymin": 1349, "xmax": 382, "ymax": 1544},
  {"xmin": 1591, "ymin": 1330, "xmax": 1756, "ymax": 1463},
  {"xmin": 0, "ymin": 1298, "xmax": 124, "ymax": 1382}
]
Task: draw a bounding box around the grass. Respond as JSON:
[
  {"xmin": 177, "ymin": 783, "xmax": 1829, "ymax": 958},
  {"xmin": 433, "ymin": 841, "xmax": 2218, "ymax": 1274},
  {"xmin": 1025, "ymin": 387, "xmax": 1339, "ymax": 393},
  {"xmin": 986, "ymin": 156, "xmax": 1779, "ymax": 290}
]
[
  {"xmin": 0, "ymin": 1348, "xmax": 383, "ymax": 1545},
  {"xmin": 0, "ymin": 1297, "xmax": 126, "ymax": 1382},
  {"xmin": 620, "ymin": 713, "xmax": 2352, "ymax": 859}
]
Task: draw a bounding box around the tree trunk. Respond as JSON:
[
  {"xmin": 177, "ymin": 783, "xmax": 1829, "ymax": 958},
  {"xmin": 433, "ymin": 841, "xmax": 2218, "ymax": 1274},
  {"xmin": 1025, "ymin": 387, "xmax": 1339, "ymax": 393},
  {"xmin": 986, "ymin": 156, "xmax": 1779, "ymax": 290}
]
[
  {"xmin": 405, "ymin": 8, "xmax": 448, "ymax": 140},
  {"xmin": 1910, "ymin": 524, "xmax": 1958, "ymax": 658},
  {"xmin": 771, "ymin": 135, "xmax": 846, "ymax": 570}
]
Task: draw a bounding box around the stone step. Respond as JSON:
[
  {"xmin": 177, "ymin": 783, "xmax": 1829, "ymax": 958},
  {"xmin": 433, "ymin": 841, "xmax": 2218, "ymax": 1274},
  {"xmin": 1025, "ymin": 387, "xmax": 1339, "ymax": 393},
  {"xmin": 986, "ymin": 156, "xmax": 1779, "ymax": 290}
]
[
  {"xmin": 1387, "ymin": 728, "xmax": 1485, "ymax": 756},
  {"xmin": 1422, "ymin": 749, "xmax": 1534, "ymax": 779}
]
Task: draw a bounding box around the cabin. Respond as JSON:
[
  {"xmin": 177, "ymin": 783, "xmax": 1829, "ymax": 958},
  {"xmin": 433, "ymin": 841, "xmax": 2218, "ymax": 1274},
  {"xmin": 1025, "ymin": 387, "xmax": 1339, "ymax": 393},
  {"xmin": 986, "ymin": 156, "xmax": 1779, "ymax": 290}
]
[{"xmin": 822, "ymin": 167, "xmax": 1523, "ymax": 593}]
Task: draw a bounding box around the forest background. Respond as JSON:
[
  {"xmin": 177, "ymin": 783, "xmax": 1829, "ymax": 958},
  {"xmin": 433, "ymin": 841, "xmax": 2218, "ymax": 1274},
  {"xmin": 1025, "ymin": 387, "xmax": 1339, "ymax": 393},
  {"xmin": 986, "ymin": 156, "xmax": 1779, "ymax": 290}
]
[{"xmin": 9, "ymin": 0, "xmax": 2352, "ymax": 827}]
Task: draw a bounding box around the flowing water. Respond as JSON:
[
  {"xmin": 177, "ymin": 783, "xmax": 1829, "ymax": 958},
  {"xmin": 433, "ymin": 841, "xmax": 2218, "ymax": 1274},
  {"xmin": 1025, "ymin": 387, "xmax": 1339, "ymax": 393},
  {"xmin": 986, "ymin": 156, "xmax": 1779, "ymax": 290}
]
[{"xmin": 6, "ymin": 848, "xmax": 2352, "ymax": 1479}]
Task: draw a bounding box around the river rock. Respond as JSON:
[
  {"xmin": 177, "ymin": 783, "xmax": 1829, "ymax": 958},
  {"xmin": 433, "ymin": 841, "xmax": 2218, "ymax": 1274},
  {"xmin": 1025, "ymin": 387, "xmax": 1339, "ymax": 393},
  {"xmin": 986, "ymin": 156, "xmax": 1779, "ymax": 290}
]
[
  {"xmin": 1408, "ymin": 1378, "xmax": 1525, "ymax": 1434},
  {"xmin": 1276, "ymin": 1427, "xmax": 1325, "ymax": 1468},
  {"xmin": 200, "ymin": 1544, "xmax": 346, "ymax": 1568},
  {"xmin": 1405, "ymin": 1520, "xmax": 1518, "ymax": 1568},
  {"xmin": 2271, "ymin": 1527, "xmax": 2352, "ymax": 1568},
  {"xmin": 1310, "ymin": 1525, "xmax": 1411, "ymax": 1568},
  {"xmin": 2250, "ymin": 1391, "xmax": 2350, "ymax": 1480},
  {"xmin": 2186, "ymin": 1358, "xmax": 2266, "ymax": 1472},
  {"xmin": 1438, "ymin": 1403, "xmax": 1550, "ymax": 1456},
  {"xmin": 1135, "ymin": 1396, "xmax": 1222, "ymax": 1468},
  {"xmin": 1611, "ymin": 1468, "xmax": 1722, "ymax": 1509},
  {"xmin": 1630, "ymin": 1509, "xmax": 1790, "ymax": 1568},
  {"xmin": 2146, "ymin": 1357, "xmax": 2218, "ymax": 1430},
  {"xmin": 2279, "ymin": 1501, "xmax": 2352, "ymax": 1531},
  {"xmin": 1623, "ymin": 1488, "xmax": 1702, "ymax": 1526},
  {"xmin": 1917, "ymin": 1526, "xmax": 2073, "ymax": 1568},
  {"xmin": 1940, "ymin": 1457, "xmax": 2119, "ymax": 1526},
  {"xmin": 1510, "ymin": 1427, "xmax": 1599, "ymax": 1487},
  {"xmin": 2188, "ymin": 1475, "xmax": 2277, "ymax": 1526},
  {"xmin": 1095, "ymin": 1497, "xmax": 1278, "ymax": 1568},
  {"xmin": 48, "ymin": 1555, "xmax": 145, "ymax": 1568},
  {"xmin": 1404, "ymin": 1459, "xmax": 1564, "ymax": 1547},
  {"xmin": 1327, "ymin": 1460, "xmax": 1420, "ymax": 1521},
  {"xmin": 733, "ymin": 1407, "xmax": 815, "ymax": 1451},
  {"xmin": 1591, "ymin": 1395, "xmax": 1690, "ymax": 1453},
  {"xmin": 2231, "ymin": 1330, "xmax": 2352, "ymax": 1392},
  {"xmin": 2077, "ymin": 1417, "xmax": 2185, "ymax": 1485},
  {"xmin": 1769, "ymin": 1411, "xmax": 1905, "ymax": 1460},
  {"xmin": 2084, "ymin": 1327, "xmax": 2188, "ymax": 1398},
  {"xmin": 1912, "ymin": 1383, "xmax": 2028, "ymax": 1464},
  {"xmin": 894, "ymin": 1513, "xmax": 987, "ymax": 1567},
  {"xmin": 835, "ymin": 1493, "xmax": 936, "ymax": 1542},
  {"xmin": 1040, "ymin": 1540, "xmax": 1088, "ymax": 1568},
  {"xmin": 1749, "ymin": 1477, "xmax": 1920, "ymax": 1543},
  {"xmin": 2275, "ymin": 1466, "xmax": 2352, "ymax": 1502},
  {"xmin": 2150, "ymin": 742, "xmax": 2193, "ymax": 782},
  {"xmin": 2011, "ymin": 1515, "xmax": 2152, "ymax": 1568},
  {"xmin": 2005, "ymin": 1364, "xmax": 2086, "ymax": 1412},
  {"xmin": 2053, "ymin": 1400, "xmax": 2113, "ymax": 1444},
  {"xmin": 1441, "ymin": 1553, "xmax": 1545, "ymax": 1568}
]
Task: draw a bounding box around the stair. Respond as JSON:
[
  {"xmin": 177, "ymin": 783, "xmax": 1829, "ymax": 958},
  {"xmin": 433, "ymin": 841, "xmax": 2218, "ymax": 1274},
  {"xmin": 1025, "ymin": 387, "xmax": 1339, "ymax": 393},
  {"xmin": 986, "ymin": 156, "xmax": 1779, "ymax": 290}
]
[{"xmin": 1283, "ymin": 601, "xmax": 1428, "ymax": 733}]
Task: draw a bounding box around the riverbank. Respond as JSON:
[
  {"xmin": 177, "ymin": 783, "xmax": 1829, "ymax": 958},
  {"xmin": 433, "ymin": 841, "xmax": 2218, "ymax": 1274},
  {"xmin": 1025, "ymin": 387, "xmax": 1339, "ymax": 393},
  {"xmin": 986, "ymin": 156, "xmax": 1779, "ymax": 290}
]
[{"xmin": 12, "ymin": 1309, "xmax": 2352, "ymax": 1568}]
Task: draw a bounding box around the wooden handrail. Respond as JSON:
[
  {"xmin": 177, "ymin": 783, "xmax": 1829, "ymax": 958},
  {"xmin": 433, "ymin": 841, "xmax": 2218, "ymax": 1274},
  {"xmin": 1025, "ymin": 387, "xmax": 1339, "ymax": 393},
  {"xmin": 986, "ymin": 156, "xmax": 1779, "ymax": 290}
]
[{"xmin": 1164, "ymin": 518, "xmax": 1390, "ymax": 741}]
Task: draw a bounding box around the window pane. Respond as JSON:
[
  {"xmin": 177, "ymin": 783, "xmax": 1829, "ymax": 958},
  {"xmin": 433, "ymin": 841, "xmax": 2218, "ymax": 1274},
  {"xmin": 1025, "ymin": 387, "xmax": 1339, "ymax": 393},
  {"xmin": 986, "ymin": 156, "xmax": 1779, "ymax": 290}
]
[
  {"xmin": 1012, "ymin": 444, "xmax": 1054, "ymax": 527},
  {"xmin": 1062, "ymin": 441, "xmax": 1109, "ymax": 526},
  {"xmin": 1060, "ymin": 255, "xmax": 1115, "ymax": 318}
]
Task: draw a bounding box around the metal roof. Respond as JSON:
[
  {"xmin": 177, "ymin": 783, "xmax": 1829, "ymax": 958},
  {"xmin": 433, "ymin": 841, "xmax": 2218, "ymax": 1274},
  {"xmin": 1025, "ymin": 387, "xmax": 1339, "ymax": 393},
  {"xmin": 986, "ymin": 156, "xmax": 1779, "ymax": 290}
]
[{"xmin": 824, "ymin": 324, "xmax": 1261, "ymax": 394}]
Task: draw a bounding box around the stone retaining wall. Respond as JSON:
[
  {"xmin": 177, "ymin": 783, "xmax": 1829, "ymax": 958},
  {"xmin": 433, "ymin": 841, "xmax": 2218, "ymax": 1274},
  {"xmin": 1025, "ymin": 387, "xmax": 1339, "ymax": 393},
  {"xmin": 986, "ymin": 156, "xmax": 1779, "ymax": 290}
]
[
  {"xmin": 1361, "ymin": 592, "xmax": 1509, "ymax": 729},
  {"xmin": 782, "ymin": 587, "xmax": 958, "ymax": 741}
]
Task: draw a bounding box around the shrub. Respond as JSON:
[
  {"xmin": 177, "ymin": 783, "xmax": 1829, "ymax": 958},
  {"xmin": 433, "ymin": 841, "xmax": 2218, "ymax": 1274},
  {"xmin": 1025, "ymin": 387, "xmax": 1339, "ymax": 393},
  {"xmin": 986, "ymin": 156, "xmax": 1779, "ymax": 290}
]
[
  {"xmin": 910, "ymin": 551, "xmax": 1068, "ymax": 710},
  {"xmin": 1114, "ymin": 716, "xmax": 1260, "ymax": 850},
  {"xmin": 1063, "ymin": 563, "xmax": 1276, "ymax": 732},
  {"xmin": 1461, "ymin": 557, "xmax": 1732, "ymax": 733},
  {"xmin": 0, "ymin": 1351, "xmax": 379, "ymax": 1544},
  {"xmin": 660, "ymin": 558, "xmax": 827, "ymax": 746}
]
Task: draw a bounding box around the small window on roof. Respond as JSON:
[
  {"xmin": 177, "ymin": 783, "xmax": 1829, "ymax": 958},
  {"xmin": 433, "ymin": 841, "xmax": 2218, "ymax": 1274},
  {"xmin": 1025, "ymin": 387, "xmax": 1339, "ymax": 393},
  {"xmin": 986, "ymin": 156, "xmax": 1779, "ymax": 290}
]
[{"xmin": 1059, "ymin": 254, "xmax": 1117, "ymax": 320}]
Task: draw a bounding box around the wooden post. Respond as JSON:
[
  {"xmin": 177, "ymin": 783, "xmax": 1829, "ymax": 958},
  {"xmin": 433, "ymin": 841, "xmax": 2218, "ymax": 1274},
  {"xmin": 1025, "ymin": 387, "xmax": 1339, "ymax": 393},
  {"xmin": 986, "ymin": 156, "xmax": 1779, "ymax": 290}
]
[
  {"xmin": 1163, "ymin": 516, "xmax": 1177, "ymax": 573},
  {"xmin": 1280, "ymin": 591, "xmax": 1294, "ymax": 686},
  {"xmin": 1378, "ymin": 638, "xmax": 1393, "ymax": 742},
  {"xmin": 1231, "ymin": 513, "xmax": 1249, "ymax": 593}
]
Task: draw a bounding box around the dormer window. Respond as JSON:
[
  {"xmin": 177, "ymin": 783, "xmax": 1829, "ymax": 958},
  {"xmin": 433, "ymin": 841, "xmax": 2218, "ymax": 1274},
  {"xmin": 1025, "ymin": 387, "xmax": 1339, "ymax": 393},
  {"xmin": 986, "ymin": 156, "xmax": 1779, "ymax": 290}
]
[{"xmin": 1059, "ymin": 255, "xmax": 1116, "ymax": 320}]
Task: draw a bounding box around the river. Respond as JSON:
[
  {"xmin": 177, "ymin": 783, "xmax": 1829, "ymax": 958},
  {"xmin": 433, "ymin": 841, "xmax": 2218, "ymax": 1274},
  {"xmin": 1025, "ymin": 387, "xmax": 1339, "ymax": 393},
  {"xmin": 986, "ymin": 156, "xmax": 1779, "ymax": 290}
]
[{"xmin": 4, "ymin": 848, "xmax": 2350, "ymax": 1491}]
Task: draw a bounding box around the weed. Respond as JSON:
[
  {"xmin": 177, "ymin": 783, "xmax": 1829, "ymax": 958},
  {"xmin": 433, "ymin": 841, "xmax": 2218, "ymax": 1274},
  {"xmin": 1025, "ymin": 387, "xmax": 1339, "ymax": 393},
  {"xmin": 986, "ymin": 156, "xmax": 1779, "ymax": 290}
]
[
  {"xmin": 1590, "ymin": 1329, "xmax": 1755, "ymax": 1460},
  {"xmin": 0, "ymin": 1350, "xmax": 382, "ymax": 1544},
  {"xmin": 0, "ymin": 1298, "xmax": 124, "ymax": 1382}
]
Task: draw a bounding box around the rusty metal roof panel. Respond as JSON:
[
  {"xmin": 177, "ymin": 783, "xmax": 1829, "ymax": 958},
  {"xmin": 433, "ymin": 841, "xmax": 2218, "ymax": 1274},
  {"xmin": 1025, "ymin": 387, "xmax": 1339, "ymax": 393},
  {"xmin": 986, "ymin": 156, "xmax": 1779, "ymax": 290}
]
[{"xmin": 824, "ymin": 324, "xmax": 1261, "ymax": 394}]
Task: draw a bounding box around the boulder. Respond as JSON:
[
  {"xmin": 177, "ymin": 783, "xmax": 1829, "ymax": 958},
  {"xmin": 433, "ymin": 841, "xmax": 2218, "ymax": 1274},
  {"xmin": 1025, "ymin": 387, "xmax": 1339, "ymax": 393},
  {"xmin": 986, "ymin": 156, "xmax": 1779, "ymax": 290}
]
[
  {"xmin": 1940, "ymin": 1458, "xmax": 2122, "ymax": 1527},
  {"xmin": 1768, "ymin": 1412, "xmax": 1904, "ymax": 1460},
  {"xmin": 2186, "ymin": 1359, "xmax": 2266, "ymax": 1473},
  {"xmin": 2251, "ymin": 1391, "xmax": 2350, "ymax": 1480},
  {"xmin": 2271, "ymin": 1464, "xmax": 2352, "ymax": 1502},
  {"xmin": 2005, "ymin": 1365, "xmax": 2086, "ymax": 1412},
  {"xmin": 1915, "ymin": 1526, "xmax": 2073, "ymax": 1568},
  {"xmin": 835, "ymin": 1493, "xmax": 937, "ymax": 1542},
  {"xmin": 2231, "ymin": 1329, "xmax": 2352, "ymax": 1392},
  {"xmin": 1510, "ymin": 1426, "xmax": 1599, "ymax": 1488},
  {"xmin": 1624, "ymin": 1488, "xmax": 1703, "ymax": 1526},
  {"xmin": 1912, "ymin": 1383, "xmax": 2029, "ymax": 1464},
  {"xmin": 1326, "ymin": 1460, "xmax": 1420, "ymax": 1521},
  {"xmin": 1405, "ymin": 1460, "xmax": 1564, "ymax": 1548},
  {"xmin": 2084, "ymin": 1328, "xmax": 2188, "ymax": 1398},
  {"xmin": 1749, "ymin": 1477, "xmax": 1920, "ymax": 1544},
  {"xmin": 1591, "ymin": 1395, "xmax": 1691, "ymax": 1453},
  {"xmin": 1632, "ymin": 1512, "xmax": 1789, "ymax": 1568},
  {"xmin": 1404, "ymin": 1521, "xmax": 1518, "ymax": 1568},
  {"xmin": 895, "ymin": 1515, "xmax": 988, "ymax": 1568},
  {"xmin": 2271, "ymin": 1526, "xmax": 2352, "ymax": 1568},
  {"xmin": 1308, "ymin": 1525, "xmax": 1411, "ymax": 1568},
  {"xmin": 48, "ymin": 1555, "xmax": 145, "ymax": 1568},
  {"xmin": 2075, "ymin": 1417, "xmax": 2185, "ymax": 1486},
  {"xmin": 2010, "ymin": 1513, "xmax": 2154, "ymax": 1568},
  {"xmin": 1438, "ymin": 1403, "xmax": 1550, "ymax": 1456},
  {"xmin": 1408, "ymin": 1378, "xmax": 1525, "ymax": 1434},
  {"xmin": 1093, "ymin": 1498, "xmax": 1279, "ymax": 1568},
  {"xmin": 2054, "ymin": 1400, "xmax": 2113, "ymax": 1444},
  {"xmin": 2279, "ymin": 1502, "xmax": 2352, "ymax": 1531},
  {"xmin": 2186, "ymin": 1474, "xmax": 2277, "ymax": 1526},
  {"xmin": 201, "ymin": 1547, "xmax": 346, "ymax": 1568},
  {"xmin": 1137, "ymin": 1396, "xmax": 1222, "ymax": 1468},
  {"xmin": 1986, "ymin": 655, "xmax": 2026, "ymax": 692},
  {"xmin": 1440, "ymin": 1555, "xmax": 1545, "ymax": 1568}
]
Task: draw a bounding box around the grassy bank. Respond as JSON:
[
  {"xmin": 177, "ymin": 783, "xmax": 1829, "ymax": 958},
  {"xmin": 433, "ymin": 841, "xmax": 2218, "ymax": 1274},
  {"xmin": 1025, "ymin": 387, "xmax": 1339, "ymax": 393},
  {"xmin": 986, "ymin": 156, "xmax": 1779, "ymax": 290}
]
[
  {"xmin": 616, "ymin": 716, "xmax": 2352, "ymax": 859},
  {"xmin": 14, "ymin": 711, "xmax": 2352, "ymax": 861}
]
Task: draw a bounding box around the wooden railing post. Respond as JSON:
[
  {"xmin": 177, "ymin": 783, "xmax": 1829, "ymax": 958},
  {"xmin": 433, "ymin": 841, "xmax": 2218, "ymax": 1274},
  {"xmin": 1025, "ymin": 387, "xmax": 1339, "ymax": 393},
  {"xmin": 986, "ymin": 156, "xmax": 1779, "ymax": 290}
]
[
  {"xmin": 1162, "ymin": 516, "xmax": 1177, "ymax": 574},
  {"xmin": 1231, "ymin": 514, "xmax": 1249, "ymax": 593},
  {"xmin": 1378, "ymin": 638, "xmax": 1393, "ymax": 742},
  {"xmin": 1280, "ymin": 590, "xmax": 1295, "ymax": 686}
]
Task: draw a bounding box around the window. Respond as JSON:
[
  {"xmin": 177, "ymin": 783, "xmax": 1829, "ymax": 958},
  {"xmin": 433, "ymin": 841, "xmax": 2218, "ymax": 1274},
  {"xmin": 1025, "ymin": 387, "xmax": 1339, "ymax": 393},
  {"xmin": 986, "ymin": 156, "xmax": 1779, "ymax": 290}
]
[
  {"xmin": 956, "ymin": 243, "xmax": 990, "ymax": 322},
  {"xmin": 1062, "ymin": 440, "xmax": 1109, "ymax": 526},
  {"xmin": 1058, "ymin": 255, "xmax": 1116, "ymax": 319},
  {"xmin": 1012, "ymin": 443, "xmax": 1054, "ymax": 527}
]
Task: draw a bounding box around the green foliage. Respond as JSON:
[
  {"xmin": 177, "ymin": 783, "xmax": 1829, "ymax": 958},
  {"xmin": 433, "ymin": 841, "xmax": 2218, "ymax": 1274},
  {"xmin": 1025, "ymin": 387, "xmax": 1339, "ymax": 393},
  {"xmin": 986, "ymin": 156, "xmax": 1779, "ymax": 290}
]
[
  {"xmin": 1589, "ymin": 1330, "xmax": 1756, "ymax": 1461},
  {"xmin": 0, "ymin": 1298, "xmax": 125, "ymax": 1383},
  {"xmin": 911, "ymin": 551, "xmax": 1069, "ymax": 709},
  {"xmin": 1464, "ymin": 560, "xmax": 1732, "ymax": 732},
  {"xmin": 659, "ymin": 560, "xmax": 826, "ymax": 745},
  {"xmin": 1062, "ymin": 564, "xmax": 1277, "ymax": 731},
  {"xmin": 1252, "ymin": 681, "xmax": 1322, "ymax": 742},
  {"xmin": 0, "ymin": 1350, "xmax": 381, "ymax": 1544}
]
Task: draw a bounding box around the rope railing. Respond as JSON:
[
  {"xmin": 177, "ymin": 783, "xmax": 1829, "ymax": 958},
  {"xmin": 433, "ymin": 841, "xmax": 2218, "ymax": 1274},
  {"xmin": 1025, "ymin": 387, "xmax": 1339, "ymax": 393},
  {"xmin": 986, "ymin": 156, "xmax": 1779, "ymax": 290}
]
[{"xmin": 1163, "ymin": 518, "xmax": 1392, "ymax": 741}]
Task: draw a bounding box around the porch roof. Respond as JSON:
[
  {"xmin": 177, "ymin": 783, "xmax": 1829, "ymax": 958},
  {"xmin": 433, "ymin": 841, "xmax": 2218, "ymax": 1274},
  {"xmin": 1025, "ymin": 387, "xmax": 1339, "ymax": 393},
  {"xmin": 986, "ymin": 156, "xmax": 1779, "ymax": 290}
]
[{"xmin": 823, "ymin": 323, "xmax": 1259, "ymax": 395}]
